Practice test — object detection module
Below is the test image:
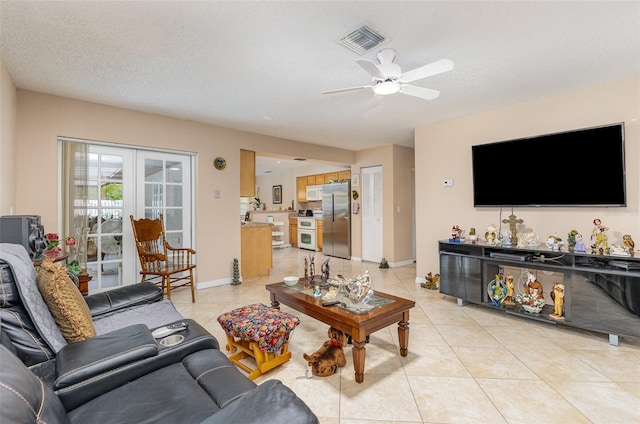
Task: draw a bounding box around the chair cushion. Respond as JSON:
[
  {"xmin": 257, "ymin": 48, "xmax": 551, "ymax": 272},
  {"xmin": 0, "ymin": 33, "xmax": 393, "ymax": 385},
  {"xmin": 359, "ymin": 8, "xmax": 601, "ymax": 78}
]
[{"xmin": 36, "ymin": 260, "xmax": 96, "ymax": 343}]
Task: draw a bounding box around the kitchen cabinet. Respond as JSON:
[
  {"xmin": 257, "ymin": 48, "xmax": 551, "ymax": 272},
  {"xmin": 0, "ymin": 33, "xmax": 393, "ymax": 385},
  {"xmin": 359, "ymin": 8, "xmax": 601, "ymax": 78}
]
[
  {"xmin": 240, "ymin": 149, "xmax": 256, "ymax": 197},
  {"xmin": 307, "ymin": 175, "xmax": 316, "ymax": 185},
  {"xmin": 289, "ymin": 218, "xmax": 298, "ymax": 247},
  {"xmin": 324, "ymin": 172, "xmax": 338, "ymax": 182},
  {"xmin": 315, "ymin": 174, "xmax": 325, "ymax": 184},
  {"xmin": 316, "ymin": 220, "xmax": 323, "ymax": 250},
  {"xmin": 338, "ymin": 170, "xmax": 351, "ymax": 180},
  {"xmin": 296, "ymin": 177, "xmax": 307, "ymax": 202}
]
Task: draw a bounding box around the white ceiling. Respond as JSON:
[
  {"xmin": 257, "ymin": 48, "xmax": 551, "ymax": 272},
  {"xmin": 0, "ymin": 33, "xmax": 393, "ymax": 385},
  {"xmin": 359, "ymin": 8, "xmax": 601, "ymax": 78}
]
[{"xmin": 1, "ymin": 1, "xmax": 639, "ymax": 159}]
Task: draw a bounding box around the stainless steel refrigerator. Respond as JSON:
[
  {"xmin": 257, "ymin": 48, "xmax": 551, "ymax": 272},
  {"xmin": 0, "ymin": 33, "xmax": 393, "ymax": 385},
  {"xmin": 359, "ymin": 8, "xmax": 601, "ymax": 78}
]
[{"xmin": 322, "ymin": 182, "xmax": 351, "ymax": 259}]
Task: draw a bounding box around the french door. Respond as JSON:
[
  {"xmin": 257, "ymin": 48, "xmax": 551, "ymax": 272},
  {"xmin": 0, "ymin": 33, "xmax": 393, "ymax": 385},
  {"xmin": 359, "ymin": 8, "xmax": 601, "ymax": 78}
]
[{"xmin": 65, "ymin": 141, "xmax": 193, "ymax": 294}]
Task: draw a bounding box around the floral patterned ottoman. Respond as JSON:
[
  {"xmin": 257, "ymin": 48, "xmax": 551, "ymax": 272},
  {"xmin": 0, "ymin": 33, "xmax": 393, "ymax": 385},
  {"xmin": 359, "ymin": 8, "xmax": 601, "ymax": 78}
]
[{"xmin": 217, "ymin": 303, "xmax": 300, "ymax": 379}]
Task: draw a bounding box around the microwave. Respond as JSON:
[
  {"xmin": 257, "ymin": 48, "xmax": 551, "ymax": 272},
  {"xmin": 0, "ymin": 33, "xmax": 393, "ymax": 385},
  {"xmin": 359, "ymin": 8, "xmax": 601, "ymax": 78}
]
[{"xmin": 306, "ymin": 185, "xmax": 322, "ymax": 201}]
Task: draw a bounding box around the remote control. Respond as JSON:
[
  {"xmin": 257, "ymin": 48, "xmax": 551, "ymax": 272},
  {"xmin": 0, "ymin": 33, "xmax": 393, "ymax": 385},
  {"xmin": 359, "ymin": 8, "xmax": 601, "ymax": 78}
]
[
  {"xmin": 151, "ymin": 322, "xmax": 189, "ymax": 339},
  {"xmin": 322, "ymin": 300, "xmax": 342, "ymax": 307}
]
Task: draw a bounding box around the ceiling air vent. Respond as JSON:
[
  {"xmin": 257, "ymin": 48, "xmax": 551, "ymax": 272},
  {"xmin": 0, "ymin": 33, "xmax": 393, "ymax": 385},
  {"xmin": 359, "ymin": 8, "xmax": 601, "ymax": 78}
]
[
  {"xmin": 293, "ymin": 158, "xmax": 307, "ymax": 161},
  {"xmin": 337, "ymin": 24, "xmax": 389, "ymax": 55}
]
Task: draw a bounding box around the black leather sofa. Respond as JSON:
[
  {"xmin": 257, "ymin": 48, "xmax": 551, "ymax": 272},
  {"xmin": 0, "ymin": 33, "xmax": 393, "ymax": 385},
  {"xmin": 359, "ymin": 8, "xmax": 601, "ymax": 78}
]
[{"xmin": 0, "ymin": 244, "xmax": 319, "ymax": 423}]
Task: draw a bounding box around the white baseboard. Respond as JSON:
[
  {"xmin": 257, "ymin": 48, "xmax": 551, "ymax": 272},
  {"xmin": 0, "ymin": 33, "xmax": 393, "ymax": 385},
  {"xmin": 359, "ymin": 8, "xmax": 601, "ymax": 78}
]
[
  {"xmin": 415, "ymin": 276, "xmax": 426, "ymax": 284},
  {"xmin": 350, "ymin": 256, "xmax": 362, "ymax": 262},
  {"xmin": 389, "ymin": 259, "xmax": 414, "ymax": 268},
  {"xmin": 196, "ymin": 277, "xmax": 238, "ymax": 290}
]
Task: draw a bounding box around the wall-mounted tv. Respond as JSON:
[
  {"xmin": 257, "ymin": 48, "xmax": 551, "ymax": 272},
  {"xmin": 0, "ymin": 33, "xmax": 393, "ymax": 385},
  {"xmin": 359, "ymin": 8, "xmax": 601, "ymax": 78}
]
[{"xmin": 472, "ymin": 123, "xmax": 626, "ymax": 207}]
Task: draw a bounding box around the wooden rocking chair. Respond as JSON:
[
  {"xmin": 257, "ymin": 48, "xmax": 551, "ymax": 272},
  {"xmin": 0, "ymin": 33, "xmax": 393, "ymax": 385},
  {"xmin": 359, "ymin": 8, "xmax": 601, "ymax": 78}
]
[{"xmin": 130, "ymin": 214, "xmax": 196, "ymax": 302}]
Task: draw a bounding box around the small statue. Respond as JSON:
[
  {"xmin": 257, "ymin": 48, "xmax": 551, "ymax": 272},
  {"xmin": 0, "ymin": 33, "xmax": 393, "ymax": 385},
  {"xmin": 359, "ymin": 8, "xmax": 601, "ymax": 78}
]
[
  {"xmin": 487, "ymin": 275, "xmax": 507, "ymax": 308},
  {"xmin": 516, "ymin": 233, "xmax": 527, "ymax": 248},
  {"xmin": 567, "ymin": 229, "xmax": 578, "ymax": 251},
  {"xmin": 313, "ymin": 285, "xmax": 322, "ymax": 298},
  {"xmin": 421, "ymin": 272, "xmax": 439, "ymax": 290},
  {"xmin": 502, "ymin": 233, "xmax": 512, "ymax": 247},
  {"xmin": 525, "ymin": 228, "xmax": 539, "ymax": 247},
  {"xmin": 574, "ymin": 234, "xmax": 587, "ymax": 253},
  {"xmin": 549, "ymin": 283, "xmax": 565, "ymax": 320},
  {"xmin": 623, "ymin": 234, "xmax": 635, "ymax": 255},
  {"xmin": 591, "ymin": 218, "xmax": 609, "ymax": 252},
  {"xmin": 485, "ymin": 224, "xmax": 499, "ymax": 244},
  {"xmin": 525, "ymin": 272, "xmax": 544, "ymax": 299},
  {"xmin": 321, "ymin": 258, "xmax": 330, "ymax": 282},
  {"xmin": 304, "ymin": 257, "xmax": 309, "ymax": 280},
  {"xmin": 309, "ymin": 254, "xmax": 315, "ymax": 283},
  {"xmin": 504, "ymin": 273, "xmax": 515, "ymax": 308}
]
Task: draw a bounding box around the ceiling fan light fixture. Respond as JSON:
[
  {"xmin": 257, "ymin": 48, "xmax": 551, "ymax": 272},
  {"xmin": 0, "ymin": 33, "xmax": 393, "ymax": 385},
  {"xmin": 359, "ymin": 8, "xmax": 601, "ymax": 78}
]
[{"xmin": 373, "ymin": 81, "xmax": 400, "ymax": 95}]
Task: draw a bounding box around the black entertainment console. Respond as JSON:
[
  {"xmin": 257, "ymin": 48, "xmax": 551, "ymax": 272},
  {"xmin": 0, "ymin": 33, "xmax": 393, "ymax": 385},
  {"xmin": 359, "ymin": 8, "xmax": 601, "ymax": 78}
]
[{"xmin": 438, "ymin": 240, "xmax": 640, "ymax": 345}]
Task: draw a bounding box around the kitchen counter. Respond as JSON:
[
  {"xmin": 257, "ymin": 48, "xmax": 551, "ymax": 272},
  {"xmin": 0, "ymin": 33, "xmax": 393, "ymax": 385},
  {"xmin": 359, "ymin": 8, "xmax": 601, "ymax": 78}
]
[{"xmin": 242, "ymin": 222, "xmax": 271, "ymax": 228}]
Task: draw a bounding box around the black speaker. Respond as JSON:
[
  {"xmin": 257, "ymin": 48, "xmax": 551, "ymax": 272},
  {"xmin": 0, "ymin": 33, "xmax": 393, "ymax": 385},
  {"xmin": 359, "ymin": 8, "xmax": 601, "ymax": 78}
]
[{"xmin": 0, "ymin": 215, "xmax": 49, "ymax": 261}]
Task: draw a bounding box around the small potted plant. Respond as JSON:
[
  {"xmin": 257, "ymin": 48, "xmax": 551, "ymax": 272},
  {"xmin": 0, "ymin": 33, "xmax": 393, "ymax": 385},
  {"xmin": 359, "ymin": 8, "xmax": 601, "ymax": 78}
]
[{"xmin": 468, "ymin": 228, "xmax": 478, "ymax": 244}]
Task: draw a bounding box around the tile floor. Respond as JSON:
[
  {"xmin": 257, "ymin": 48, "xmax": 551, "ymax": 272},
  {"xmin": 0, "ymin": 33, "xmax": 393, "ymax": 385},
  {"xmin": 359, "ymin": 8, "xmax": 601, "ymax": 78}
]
[{"xmin": 170, "ymin": 248, "xmax": 640, "ymax": 424}]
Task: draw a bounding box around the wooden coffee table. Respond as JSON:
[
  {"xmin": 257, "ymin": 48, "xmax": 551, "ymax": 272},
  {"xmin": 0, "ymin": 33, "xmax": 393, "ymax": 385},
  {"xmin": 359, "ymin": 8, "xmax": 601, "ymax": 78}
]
[{"xmin": 266, "ymin": 281, "xmax": 415, "ymax": 383}]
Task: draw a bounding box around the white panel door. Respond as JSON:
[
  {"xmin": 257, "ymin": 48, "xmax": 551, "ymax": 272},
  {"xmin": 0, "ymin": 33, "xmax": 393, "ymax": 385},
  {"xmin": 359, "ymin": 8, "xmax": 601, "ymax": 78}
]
[{"xmin": 361, "ymin": 166, "xmax": 383, "ymax": 263}]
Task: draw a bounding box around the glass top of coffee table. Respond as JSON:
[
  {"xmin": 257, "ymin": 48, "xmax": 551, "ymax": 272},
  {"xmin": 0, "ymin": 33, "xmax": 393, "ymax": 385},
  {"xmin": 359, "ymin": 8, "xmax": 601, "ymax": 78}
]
[{"xmin": 282, "ymin": 281, "xmax": 394, "ymax": 314}]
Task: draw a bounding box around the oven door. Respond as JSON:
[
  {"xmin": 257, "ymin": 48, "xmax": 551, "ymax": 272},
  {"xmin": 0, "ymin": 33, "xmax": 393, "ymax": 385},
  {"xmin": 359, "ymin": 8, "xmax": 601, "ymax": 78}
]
[{"xmin": 298, "ymin": 228, "xmax": 317, "ymax": 251}]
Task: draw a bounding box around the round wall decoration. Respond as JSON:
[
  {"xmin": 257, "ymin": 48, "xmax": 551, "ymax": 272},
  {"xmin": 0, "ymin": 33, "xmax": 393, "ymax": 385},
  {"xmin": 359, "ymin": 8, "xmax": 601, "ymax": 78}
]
[{"xmin": 213, "ymin": 157, "xmax": 227, "ymax": 170}]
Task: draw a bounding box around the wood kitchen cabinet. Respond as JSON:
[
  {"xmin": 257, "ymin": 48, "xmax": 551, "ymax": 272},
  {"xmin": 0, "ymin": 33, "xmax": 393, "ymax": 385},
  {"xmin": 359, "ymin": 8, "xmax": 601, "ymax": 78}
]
[
  {"xmin": 240, "ymin": 149, "xmax": 256, "ymax": 197},
  {"xmin": 289, "ymin": 218, "xmax": 298, "ymax": 247},
  {"xmin": 324, "ymin": 172, "xmax": 338, "ymax": 182},
  {"xmin": 316, "ymin": 219, "xmax": 323, "ymax": 250},
  {"xmin": 314, "ymin": 174, "xmax": 325, "ymax": 184},
  {"xmin": 307, "ymin": 175, "xmax": 316, "ymax": 185},
  {"xmin": 296, "ymin": 177, "xmax": 307, "ymax": 202},
  {"xmin": 338, "ymin": 170, "xmax": 351, "ymax": 180}
]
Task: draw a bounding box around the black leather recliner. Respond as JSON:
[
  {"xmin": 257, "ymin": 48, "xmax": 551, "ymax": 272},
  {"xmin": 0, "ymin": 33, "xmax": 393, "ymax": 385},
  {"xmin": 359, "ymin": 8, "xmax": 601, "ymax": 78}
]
[
  {"xmin": 0, "ymin": 244, "xmax": 319, "ymax": 423},
  {"xmin": 1, "ymin": 340, "xmax": 318, "ymax": 424}
]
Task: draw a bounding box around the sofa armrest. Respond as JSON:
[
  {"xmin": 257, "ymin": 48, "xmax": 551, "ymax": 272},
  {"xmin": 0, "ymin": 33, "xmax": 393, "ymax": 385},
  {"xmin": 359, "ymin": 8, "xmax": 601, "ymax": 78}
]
[
  {"xmin": 86, "ymin": 282, "xmax": 163, "ymax": 317},
  {"xmin": 54, "ymin": 324, "xmax": 158, "ymax": 391},
  {"xmin": 54, "ymin": 324, "xmax": 159, "ymax": 410},
  {"xmin": 198, "ymin": 380, "xmax": 319, "ymax": 424}
]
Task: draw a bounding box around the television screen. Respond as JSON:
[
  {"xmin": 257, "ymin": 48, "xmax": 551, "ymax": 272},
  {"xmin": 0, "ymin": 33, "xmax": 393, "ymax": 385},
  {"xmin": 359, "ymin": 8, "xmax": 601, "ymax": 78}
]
[{"xmin": 472, "ymin": 123, "xmax": 626, "ymax": 207}]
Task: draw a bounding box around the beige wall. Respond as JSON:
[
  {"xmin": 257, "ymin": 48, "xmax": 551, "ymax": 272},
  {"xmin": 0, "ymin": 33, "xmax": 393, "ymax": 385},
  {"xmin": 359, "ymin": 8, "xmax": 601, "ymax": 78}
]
[
  {"xmin": 415, "ymin": 76, "xmax": 640, "ymax": 278},
  {"xmin": 0, "ymin": 58, "xmax": 17, "ymax": 215},
  {"xmin": 353, "ymin": 144, "xmax": 415, "ymax": 265},
  {"xmin": 13, "ymin": 90, "xmax": 355, "ymax": 284}
]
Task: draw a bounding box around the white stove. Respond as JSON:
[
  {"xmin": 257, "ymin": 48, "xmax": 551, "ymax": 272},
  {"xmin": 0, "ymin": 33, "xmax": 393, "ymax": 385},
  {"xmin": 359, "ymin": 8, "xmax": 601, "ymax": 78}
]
[{"xmin": 297, "ymin": 217, "xmax": 317, "ymax": 251}]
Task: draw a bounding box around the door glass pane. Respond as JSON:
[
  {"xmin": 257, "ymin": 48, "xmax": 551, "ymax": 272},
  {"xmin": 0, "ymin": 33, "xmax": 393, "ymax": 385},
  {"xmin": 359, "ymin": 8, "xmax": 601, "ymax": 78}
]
[
  {"xmin": 166, "ymin": 185, "xmax": 182, "ymax": 207},
  {"xmin": 166, "ymin": 161, "xmax": 182, "ymax": 183},
  {"xmin": 164, "ymin": 209, "xmax": 183, "ymax": 231},
  {"xmin": 145, "ymin": 159, "xmax": 163, "ymax": 182},
  {"xmin": 145, "ymin": 209, "xmax": 162, "ymax": 219},
  {"xmin": 166, "ymin": 232, "xmax": 183, "ymax": 248},
  {"xmin": 145, "ymin": 184, "xmax": 163, "ymax": 207},
  {"xmin": 100, "ymin": 155, "xmax": 123, "ymax": 180}
]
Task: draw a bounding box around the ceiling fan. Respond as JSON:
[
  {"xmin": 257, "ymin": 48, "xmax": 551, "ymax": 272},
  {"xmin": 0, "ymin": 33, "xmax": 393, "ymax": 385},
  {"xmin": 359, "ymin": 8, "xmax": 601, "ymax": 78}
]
[{"xmin": 323, "ymin": 48, "xmax": 454, "ymax": 100}]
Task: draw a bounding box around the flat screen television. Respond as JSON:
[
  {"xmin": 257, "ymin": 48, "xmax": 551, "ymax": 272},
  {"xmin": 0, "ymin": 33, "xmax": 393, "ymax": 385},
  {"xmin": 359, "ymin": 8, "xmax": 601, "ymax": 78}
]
[{"xmin": 472, "ymin": 123, "xmax": 626, "ymax": 207}]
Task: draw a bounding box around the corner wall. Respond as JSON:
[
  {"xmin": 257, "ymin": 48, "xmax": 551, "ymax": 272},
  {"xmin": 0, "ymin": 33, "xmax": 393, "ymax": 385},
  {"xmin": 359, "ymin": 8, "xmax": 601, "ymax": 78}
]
[
  {"xmin": 415, "ymin": 76, "xmax": 640, "ymax": 277},
  {"xmin": 0, "ymin": 58, "xmax": 17, "ymax": 215}
]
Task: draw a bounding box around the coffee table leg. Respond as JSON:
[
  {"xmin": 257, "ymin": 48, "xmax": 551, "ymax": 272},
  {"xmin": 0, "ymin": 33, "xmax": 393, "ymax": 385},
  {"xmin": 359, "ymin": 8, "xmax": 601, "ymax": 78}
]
[
  {"xmin": 352, "ymin": 336, "xmax": 366, "ymax": 383},
  {"xmin": 270, "ymin": 293, "xmax": 280, "ymax": 309},
  {"xmin": 398, "ymin": 311, "xmax": 410, "ymax": 357}
]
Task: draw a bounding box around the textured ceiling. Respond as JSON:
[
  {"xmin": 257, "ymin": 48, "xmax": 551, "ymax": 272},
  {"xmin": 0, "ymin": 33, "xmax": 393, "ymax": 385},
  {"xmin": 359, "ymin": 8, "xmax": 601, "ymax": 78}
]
[{"xmin": 1, "ymin": 1, "xmax": 639, "ymax": 154}]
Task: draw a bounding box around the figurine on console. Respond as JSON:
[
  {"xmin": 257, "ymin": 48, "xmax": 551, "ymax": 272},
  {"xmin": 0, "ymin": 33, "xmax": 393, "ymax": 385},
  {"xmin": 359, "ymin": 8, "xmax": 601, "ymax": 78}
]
[
  {"xmin": 591, "ymin": 218, "xmax": 609, "ymax": 253},
  {"xmin": 574, "ymin": 234, "xmax": 587, "ymax": 253},
  {"xmin": 549, "ymin": 283, "xmax": 565, "ymax": 320},
  {"xmin": 525, "ymin": 228, "xmax": 539, "ymax": 247},
  {"xmin": 623, "ymin": 234, "xmax": 635, "ymax": 255},
  {"xmin": 502, "ymin": 233, "xmax": 512, "ymax": 247},
  {"xmin": 485, "ymin": 224, "xmax": 499, "ymax": 245}
]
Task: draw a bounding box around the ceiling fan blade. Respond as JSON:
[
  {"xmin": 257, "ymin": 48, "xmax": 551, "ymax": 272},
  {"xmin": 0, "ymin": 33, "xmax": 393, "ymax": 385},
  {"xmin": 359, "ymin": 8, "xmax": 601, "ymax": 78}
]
[
  {"xmin": 399, "ymin": 59, "xmax": 454, "ymax": 83},
  {"xmin": 355, "ymin": 59, "xmax": 385, "ymax": 79},
  {"xmin": 322, "ymin": 85, "xmax": 372, "ymax": 95},
  {"xmin": 399, "ymin": 84, "xmax": 440, "ymax": 100}
]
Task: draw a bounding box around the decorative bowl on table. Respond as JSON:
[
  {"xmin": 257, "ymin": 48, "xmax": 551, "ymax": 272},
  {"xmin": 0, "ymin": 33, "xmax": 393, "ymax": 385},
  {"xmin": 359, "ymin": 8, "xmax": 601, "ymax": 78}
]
[{"xmin": 283, "ymin": 276, "xmax": 299, "ymax": 286}]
